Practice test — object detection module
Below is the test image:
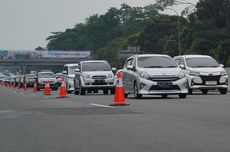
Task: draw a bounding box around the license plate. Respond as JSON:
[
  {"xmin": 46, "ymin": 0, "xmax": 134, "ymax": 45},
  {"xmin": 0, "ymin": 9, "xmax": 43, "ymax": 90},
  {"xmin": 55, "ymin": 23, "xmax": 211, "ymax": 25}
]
[
  {"xmin": 157, "ymin": 82, "xmax": 172, "ymax": 88},
  {"xmin": 205, "ymin": 81, "xmax": 217, "ymax": 85},
  {"xmin": 94, "ymin": 79, "xmax": 105, "ymax": 83}
]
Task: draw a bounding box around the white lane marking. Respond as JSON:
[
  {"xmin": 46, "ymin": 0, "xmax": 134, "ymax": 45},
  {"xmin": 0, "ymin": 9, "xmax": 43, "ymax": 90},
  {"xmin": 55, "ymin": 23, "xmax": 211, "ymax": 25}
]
[{"xmin": 89, "ymin": 103, "xmax": 114, "ymax": 108}]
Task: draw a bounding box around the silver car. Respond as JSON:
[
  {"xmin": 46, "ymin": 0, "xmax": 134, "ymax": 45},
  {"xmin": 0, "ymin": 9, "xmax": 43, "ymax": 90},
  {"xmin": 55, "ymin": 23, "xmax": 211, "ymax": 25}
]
[
  {"xmin": 174, "ymin": 55, "xmax": 228, "ymax": 94},
  {"xmin": 120, "ymin": 54, "xmax": 188, "ymax": 99},
  {"xmin": 74, "ymin": 60, "xmax": 116, "ymax": 95}
]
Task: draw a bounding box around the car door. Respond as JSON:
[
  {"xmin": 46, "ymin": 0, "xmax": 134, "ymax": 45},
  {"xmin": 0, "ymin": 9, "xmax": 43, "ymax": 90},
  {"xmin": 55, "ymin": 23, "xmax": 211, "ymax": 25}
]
[
  {"xmin": 123, "ymin": 57, "xmax": 137, "ymax": 93},
  {"xmin": 74, "ymin": 64, "xmax": 81, "ymax": 89}
]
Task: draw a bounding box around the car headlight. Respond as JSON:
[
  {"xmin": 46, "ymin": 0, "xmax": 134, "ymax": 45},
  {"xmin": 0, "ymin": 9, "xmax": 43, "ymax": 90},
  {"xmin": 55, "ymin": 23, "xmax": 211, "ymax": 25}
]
[
  {"xmin": 189, "ymin": 70, "xmax": 200, "ymax": 76},
  {"xmin": 82, "ymin": 74, "xmax": 91, "ymax": 79},
  {"xmin": 178, "ymin": 71, "xmax": 186, "ymax": 78},
  {"xmin": 220, "ymin": 71, "xmax": 227, "ymax": 76},
  {"xmin": 140, "ymin": 72, "xmax": 150, "ymax": 79},
  {"xmin": 108, "ymin": 73, "xmax": 114, "ymax": 79}
]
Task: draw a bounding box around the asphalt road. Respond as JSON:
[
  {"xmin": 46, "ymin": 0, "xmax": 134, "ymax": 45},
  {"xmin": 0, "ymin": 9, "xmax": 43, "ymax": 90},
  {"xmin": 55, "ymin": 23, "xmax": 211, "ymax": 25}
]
[{"xmin": 0, "ymin": 86, "xmax": 230, "ymax": 152}]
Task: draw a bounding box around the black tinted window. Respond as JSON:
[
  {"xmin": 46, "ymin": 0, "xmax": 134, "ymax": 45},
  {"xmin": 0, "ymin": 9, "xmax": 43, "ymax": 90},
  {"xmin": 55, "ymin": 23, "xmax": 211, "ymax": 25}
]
[
  {"xmin": 82, "ymin": 62, "xmax": 111, "ymax": 72},
  {"xmin": 186, "ymin": 57, "xmax": 219, "ymax": 68},
  {"xmin": 137, "ymin": 56, "xmax": 178, "ymax": 68}
]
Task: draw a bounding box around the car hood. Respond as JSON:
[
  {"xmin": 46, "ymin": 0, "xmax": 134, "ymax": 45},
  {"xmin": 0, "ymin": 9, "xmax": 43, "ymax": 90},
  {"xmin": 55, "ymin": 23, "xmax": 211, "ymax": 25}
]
[
  {"xmin": 188, "ymin": 67, "xmax": 225, "ymax": 74},
  {"xmin": 68, "ymin": 74, "xmax": 75, "ymax": 78},
  {"xmin": 38, "ymin": 78, "xmax": 56, "ymax": 82},
  {"xmin": 139, "ymin": 67, "xmax": 182, "ymax": 76},
  {"xmin": 82, "ymin": 71, "xmax": 113, "ymax": 77}
]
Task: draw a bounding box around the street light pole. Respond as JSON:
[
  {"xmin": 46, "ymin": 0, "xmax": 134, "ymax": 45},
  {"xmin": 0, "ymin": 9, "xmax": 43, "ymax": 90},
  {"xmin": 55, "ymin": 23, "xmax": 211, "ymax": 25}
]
[{"xmin": 164, "ymin": 8, "xmax": 180, "ymax": 55}]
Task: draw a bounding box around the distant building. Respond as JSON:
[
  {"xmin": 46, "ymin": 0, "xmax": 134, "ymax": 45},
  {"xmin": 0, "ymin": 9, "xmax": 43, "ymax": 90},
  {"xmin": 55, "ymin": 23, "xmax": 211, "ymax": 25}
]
[{"xmin": 118, "ymin": 46, "xmax": 142, "ymax": 60}]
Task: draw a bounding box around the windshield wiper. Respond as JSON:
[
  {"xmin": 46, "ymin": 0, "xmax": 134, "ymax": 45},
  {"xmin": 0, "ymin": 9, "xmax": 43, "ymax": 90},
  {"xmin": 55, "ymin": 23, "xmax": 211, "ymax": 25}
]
[
  {"xmin": 165, "ymin": 66, "xmax": 177, "ymax": 68},
  {"xmin": 144, "ymin": 66, "xmax": 164, "ymax": 68}
]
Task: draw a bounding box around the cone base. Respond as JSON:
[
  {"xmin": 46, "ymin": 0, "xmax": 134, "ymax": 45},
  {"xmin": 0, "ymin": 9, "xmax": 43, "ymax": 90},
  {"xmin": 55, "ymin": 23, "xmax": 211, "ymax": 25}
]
[
  {"xmin": 44, "ymin": 93, "xmax": 51, "ymax": 95},
  {"xmin": 56, "ymin": 96, "xmax": 70, "ymax": 98},
  {"xmin": 110, "ymin": 103, "xmax": 129, "ymax": 106}
]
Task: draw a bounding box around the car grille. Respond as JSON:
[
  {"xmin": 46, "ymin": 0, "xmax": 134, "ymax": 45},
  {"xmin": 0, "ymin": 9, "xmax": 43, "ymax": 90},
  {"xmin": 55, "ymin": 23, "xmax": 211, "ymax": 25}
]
[
  {"xmin": 199, "ymin": 75, "xmax": 221, "ymax": 85},
  {"xmin": 148, "ymin": 76, "xmax": 180, "ymax": 82},
  {"xmin": 150, "ymin": 85, "xmax": 180, "ymax": 90},
  {"xmin": 92, "ymin": 75, "xmax": 106, "ymax": 79}
]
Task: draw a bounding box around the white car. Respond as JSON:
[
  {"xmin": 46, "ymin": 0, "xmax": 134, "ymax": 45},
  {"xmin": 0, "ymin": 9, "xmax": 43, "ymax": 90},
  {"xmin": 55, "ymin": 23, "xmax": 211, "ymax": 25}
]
[
  {"xmin": 36, "ymin": 71, "xmax": 58, "ymax": 91},
  {"xmin": 120, "ymin": 54, "xmax": 188, "ymax": 99},
  {"xmin": 74, "ymin": 60, "xmax": 116, "ymax": 95},
  {"xmin": 63, "ymin": 64, "xmax": 79, "ymax": 93},
  {"xmin": 174, "ymin": 55, "xmax": 228, "ymax": 94}
]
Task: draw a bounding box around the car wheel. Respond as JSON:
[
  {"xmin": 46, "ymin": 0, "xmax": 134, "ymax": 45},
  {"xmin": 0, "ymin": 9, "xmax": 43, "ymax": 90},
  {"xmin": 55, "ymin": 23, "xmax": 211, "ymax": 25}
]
[
  {"xmin": 188, "ymin": 88, "xmax": 193, "ymax": 94},
  {"xmin": 110, "ymin": 89, "xmax": 115, "ymax": 95},
  {"xmin": 219, "ymin": 88, "xmax": 227, "ymax": 94},
  {"xmin": 161, "ymin": 94, "xmax": 168, "ymax": 98},
  {"xmin": 134, "ymin": 82, "xmax": 142, "ymax": 99},
  {"xmin": 179, "ymin": 94, "xmax": 187, "ymax": 98},
  {"xmin": 103, "ymin": 89, "xmax": 108, "ymax": 95},
  {"xmin": 201, "ymin": 89, "xmax": 208, "ymax": 94},
  {"xmin": 79, "ymin": 81, "xmax": 85, "ymax": 95},
  {"xmin": 74, "ymin": 87, "xmax": 79, "ymax": 95},
  {"xmin": 124, "ymin": 93, "xmax": 128, "ymax": 98}
]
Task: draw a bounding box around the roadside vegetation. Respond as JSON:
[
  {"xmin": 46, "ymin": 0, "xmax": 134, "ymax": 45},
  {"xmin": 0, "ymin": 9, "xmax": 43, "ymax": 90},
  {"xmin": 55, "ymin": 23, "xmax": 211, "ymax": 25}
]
[{"xmin": 46, "ymin": 0, "xmax": 230, "ymax": 67}]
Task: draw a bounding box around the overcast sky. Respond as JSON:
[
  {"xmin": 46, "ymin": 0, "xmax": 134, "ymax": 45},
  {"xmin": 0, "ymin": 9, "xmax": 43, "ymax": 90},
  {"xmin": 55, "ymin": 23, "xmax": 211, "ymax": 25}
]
[{"xmin": 0, "ymin": 0, "xmax": 198, "ymax": 50}]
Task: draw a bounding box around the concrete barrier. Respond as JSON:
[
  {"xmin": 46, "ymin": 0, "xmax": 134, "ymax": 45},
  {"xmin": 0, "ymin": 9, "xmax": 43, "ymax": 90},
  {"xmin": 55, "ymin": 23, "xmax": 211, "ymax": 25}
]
[{"xmin": 225, "ymin": 68, "xmax": 230, "ymax": 91}]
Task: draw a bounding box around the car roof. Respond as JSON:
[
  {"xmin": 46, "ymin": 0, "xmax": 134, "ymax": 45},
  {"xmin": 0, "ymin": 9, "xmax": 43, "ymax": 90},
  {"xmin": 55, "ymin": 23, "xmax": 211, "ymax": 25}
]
[
  {"xmin": 129, "ymin": 54, "xmax": 171, "ymax": 59},
  {"xmin": 38, "ymin": 71, "xmax": 54, "ymax": 74},
  {"xmin": 64, "ymin": 63, "xmax": 79, "ymax": 66},
  {"xmin": 174, "ymin": 55, "xmax": 212, "ymax": 58},
  {"xmin": 80, "ymin": 60, "xmax": 108, "ymax": 63}
]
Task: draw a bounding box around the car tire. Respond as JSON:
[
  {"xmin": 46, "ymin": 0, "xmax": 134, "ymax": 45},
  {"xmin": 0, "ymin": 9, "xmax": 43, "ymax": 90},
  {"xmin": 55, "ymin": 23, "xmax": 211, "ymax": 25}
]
[
  {"xmin": 110, "ymin": 89, "xmax": 115, "ymax": 95},
  {"xmin": 79, "ymin": 81, "xmax": 85, "ymax": 95},
  {"xmin": 103, "ymin": 89, "xmax": 108, "ymax": 95},
  {"xmin": 179, "ymin": 94, "xmax": 187, "ymax": 98},
  {"xmin": 201, "ymin": 89, "xmax": 208, "ymax": 94},
  {"xmin": 161, "ymin": 94, "xmax": 168, "ymax": 98},
  {"xmin": 134, "ymin": 82, "xmax": 142, "ymax": 99},
  {"xmin": 219, "ymin": 88, "xmax": 227, "ymax": 94},
  {"xmin": 124, "ymin": 93, "xmax": 128, "ymax": 98},
  {"xmin": 188, "ymin": 88, "xmax": 193, "ymax": 94}
]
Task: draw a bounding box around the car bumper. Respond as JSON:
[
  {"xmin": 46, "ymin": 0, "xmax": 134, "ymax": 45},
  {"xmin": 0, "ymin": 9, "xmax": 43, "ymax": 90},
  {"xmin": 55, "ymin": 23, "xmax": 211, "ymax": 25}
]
[
  {"xmin": 81, "ymin": 78, "xmax": 115, "ymax": 89},
  {"xmin": 138, "ymin": 77, "xmax": 188, "ymax": 95},
  {"xmin": 188, "ymin": 75, "xmax": 228, "ymax": 90}
]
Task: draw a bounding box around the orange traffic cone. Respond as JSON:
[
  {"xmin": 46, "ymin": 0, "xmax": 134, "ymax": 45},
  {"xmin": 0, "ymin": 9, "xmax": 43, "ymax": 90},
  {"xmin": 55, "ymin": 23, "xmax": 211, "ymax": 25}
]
[
  {"xmin": 44, "ymin": 81, "xmax": 51, "ymax": 95},
  {"xmin": 110, "ymin": 72, "xmax": 129, "ymax": 106},
  {"xmin": 18, "ymin": 84, "xmax": 21, "ymax": 90},
  {"xmin": 24, "ymin": 83, "xmax": 27, "ymax": 91},
  {"xmin": 57, "ymin": 76, "xmax": 68, "ymax": 98},
  {"xmin": 33, "ymin": 82, "xmax": 37, "ymax": 92}
]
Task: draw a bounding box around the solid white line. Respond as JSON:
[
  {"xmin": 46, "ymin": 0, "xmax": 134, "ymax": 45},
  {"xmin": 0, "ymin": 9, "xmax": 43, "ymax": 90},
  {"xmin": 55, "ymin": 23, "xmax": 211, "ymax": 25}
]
[{"xmin": 89, "ymin": 103, "xmax": 113, "ymax": 108}]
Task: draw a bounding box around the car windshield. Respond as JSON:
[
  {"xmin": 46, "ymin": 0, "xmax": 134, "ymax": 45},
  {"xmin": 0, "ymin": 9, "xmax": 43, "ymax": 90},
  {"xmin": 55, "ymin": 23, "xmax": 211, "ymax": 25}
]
[
  {"xmin": 82, "ymin": 62, "xmax": 111, "ymax": 72},
  {"xmin": 38, "ymin": 72, "xmax": 55, "ymax": 78},
  {"xmin": 69, "ymin": 65, "xmax": 79, "ymax": 74},
  {"xmin": 26, "ymin": 74, "xmax": 35, "ymax": 78},
  {"xmin": 186, "ymin": 57, "xmax": 219, "ymax": 68},
  {"xmin": 137, "ymin": 56, "xmax": 178, "ymax": 68}
]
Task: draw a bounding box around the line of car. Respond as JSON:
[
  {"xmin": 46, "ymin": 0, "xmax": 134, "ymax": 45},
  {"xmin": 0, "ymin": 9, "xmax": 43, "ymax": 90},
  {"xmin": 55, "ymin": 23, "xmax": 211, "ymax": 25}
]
[{"xmin": 0, "ymin": 54, "xmax": 228, "ymax": 99}]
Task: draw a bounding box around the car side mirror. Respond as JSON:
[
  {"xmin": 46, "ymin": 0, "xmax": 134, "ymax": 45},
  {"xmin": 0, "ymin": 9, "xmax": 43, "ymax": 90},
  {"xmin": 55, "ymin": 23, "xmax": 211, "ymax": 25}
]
[
  {"xmin": 112, "ymin": 67, "xmax": 117, "ymax": 71},
  {"xmin": 62, "ymin": 71, "xmax": 67, "ymax": 74},
  {"xmin": 127, "ymin": 65, "xmax": 135, "ymax": 71},
  {"xmin": 220, "ymin": 64, "xmax": 224, "ymax": 68},
  {"xmin": 179, "ymin": 64, "xmax": 185, "ymax": 69},
  {"xmin": 74, "ymin": 68, "xmax": 80, "ymax": 73}
]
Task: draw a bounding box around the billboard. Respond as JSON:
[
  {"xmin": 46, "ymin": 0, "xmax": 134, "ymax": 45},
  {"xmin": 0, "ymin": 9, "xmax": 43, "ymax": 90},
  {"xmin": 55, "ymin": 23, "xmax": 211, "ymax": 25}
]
[
  {"xmin": 0, "ymin": 50, "xmax": 9, "ymax": 59},
  {"xmin": 47, "ymin": 51, "xmax": 91, "ymax": 58},
  {"xmin": 0, "ymin": 50, "xmax": 91, "ymax": 59}
]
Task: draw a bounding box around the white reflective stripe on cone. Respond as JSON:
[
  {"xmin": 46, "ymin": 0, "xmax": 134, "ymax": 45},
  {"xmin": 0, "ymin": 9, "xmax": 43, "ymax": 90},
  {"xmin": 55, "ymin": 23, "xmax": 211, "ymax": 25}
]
[{"xmin": 116, "ymin": 78, "xmax": 123, "ymax": 87}]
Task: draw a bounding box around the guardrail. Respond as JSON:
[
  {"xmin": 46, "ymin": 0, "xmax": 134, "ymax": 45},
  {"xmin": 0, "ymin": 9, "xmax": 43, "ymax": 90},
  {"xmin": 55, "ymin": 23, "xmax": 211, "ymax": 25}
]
[{"xmin": 225, "ymin": 68, "xmax": 230, "ymax": 91}]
